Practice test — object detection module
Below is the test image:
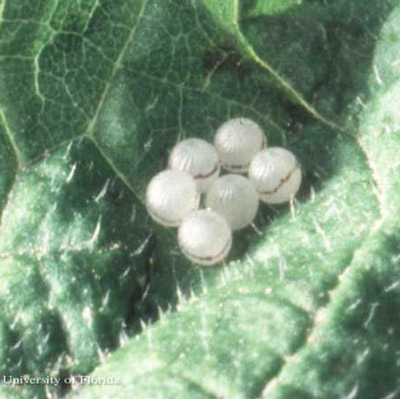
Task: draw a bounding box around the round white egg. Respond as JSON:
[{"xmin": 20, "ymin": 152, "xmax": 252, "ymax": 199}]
[
  {"xmin": 205, "ymin": 174, "xmax": 259, "ymax": 231},
  {"xmin": 146, "ymin": 170, "xmax": 200, "ymax": 227},
  {"xmin": 248, "ymin": 147, "xmax": 302, "ymax": 204},
  {"xmin": 214, "ymin": 117, "xmax": 266, "ymax": 173},
  {"xmin": 178, "ymin": 209, "xmax": 232, "ymax": 266},
  {"xmin": 168, "ymin": 138, "xmax": 220, "ymax": 192}
]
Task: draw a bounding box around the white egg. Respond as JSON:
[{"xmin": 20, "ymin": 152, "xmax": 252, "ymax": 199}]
[
  {"xmin": 214, "ymin": 117, "xmax": 266, "ymax": 173},
  {"xmin": 168, "ymin": 138, "xmax": 220, "ymax": 192},
  {"xmin": 146, "ymin": 170, "xmax": 200, "ymax": 227},
  {"xmin": 205, "ymin": 174, "xmax": 259, "ymax": 231},
  {"xmin": 248, "ymin": 147, "xmax": 302, "ymax": 204},
  {"xmin": 178, "ymin": 209, "xmax": 232, "ymax": 266}
]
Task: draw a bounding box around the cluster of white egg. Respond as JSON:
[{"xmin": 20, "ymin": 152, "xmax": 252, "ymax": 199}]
[{"xmin": 146, "ymin": 118, "xmax": 302, "ymax": 266}]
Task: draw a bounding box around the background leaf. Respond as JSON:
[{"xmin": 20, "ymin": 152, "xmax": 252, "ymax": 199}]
[{"xmin": 0, "ymin": 0, "xmax": 399, "ymax": 398}]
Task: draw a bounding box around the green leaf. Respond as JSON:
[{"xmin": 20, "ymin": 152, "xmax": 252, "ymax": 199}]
[
  {"xmin": 0, "ymin": 385, "xmax": 45, "ymax": 399},
  {"xmin": 200, "ymin": 0, "xmax": 338, "ymax": 128},
  {"xmin": 0, "ymin": 0, "xmax": 293, "ymax": 397},
  {"xmin": 244, "ymin": 0, "xmax": 302, "ymax": 18},
  {"xmin": 66, "ymin": 131, "xmax": 382, "ymax": 399},
  {"xmin": 0, "ymin": 138, "xmax": 151, "ymax": 368},
  {"xmin": 0, "ymin": 0, "xmax": 400, "ymax": 398}
]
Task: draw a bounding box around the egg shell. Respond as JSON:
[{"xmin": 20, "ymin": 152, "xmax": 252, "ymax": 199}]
[
  {"xmin": 178, "ymin": 209, "xmax": 232, "ymax": 266},
  {"xmin": 146, "ymin": 170, "xmax": 200, "ymax": 227},
  {"xmin": 168, "ymin": 138, "xmax": 220, "ymax": 192},
  {"xmin": 248, "ymin": 147, "xmax": 302, "ymax": 204},
  {"xmin": 214, "ymin": 117, "xmax": 266, "ymax": 173},
  {"xmin": 205, "ymin": 174, "xmax": 259, "ymax": 231}
]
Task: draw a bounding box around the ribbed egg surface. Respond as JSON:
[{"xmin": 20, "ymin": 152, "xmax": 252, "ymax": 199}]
[
  {"xmin": 168, "ymin": 138, "xmax": 220, "ymax": 192},
  {"xmin": 178, "ymin": 209, "xmax": 232, "ymax": 266},
  {"xmin": 214, "ymin": 118, "xmax": 266, "ymax": 173},
  {"xmin": 205, "ymin": 174, "xmax": 259, "ymax": 231},
  {"xmin": 248, "ymin": 147, "xmax": 302, "ymax": 204},
  {"xmin": 146, "ymin": 170, "xmax": 200, "ymax": 227}
]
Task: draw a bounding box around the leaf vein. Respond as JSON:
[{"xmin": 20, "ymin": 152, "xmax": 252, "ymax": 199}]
[{"xmin": 84, "ymin": 0, "xmax": 150, "ymax": 139}]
